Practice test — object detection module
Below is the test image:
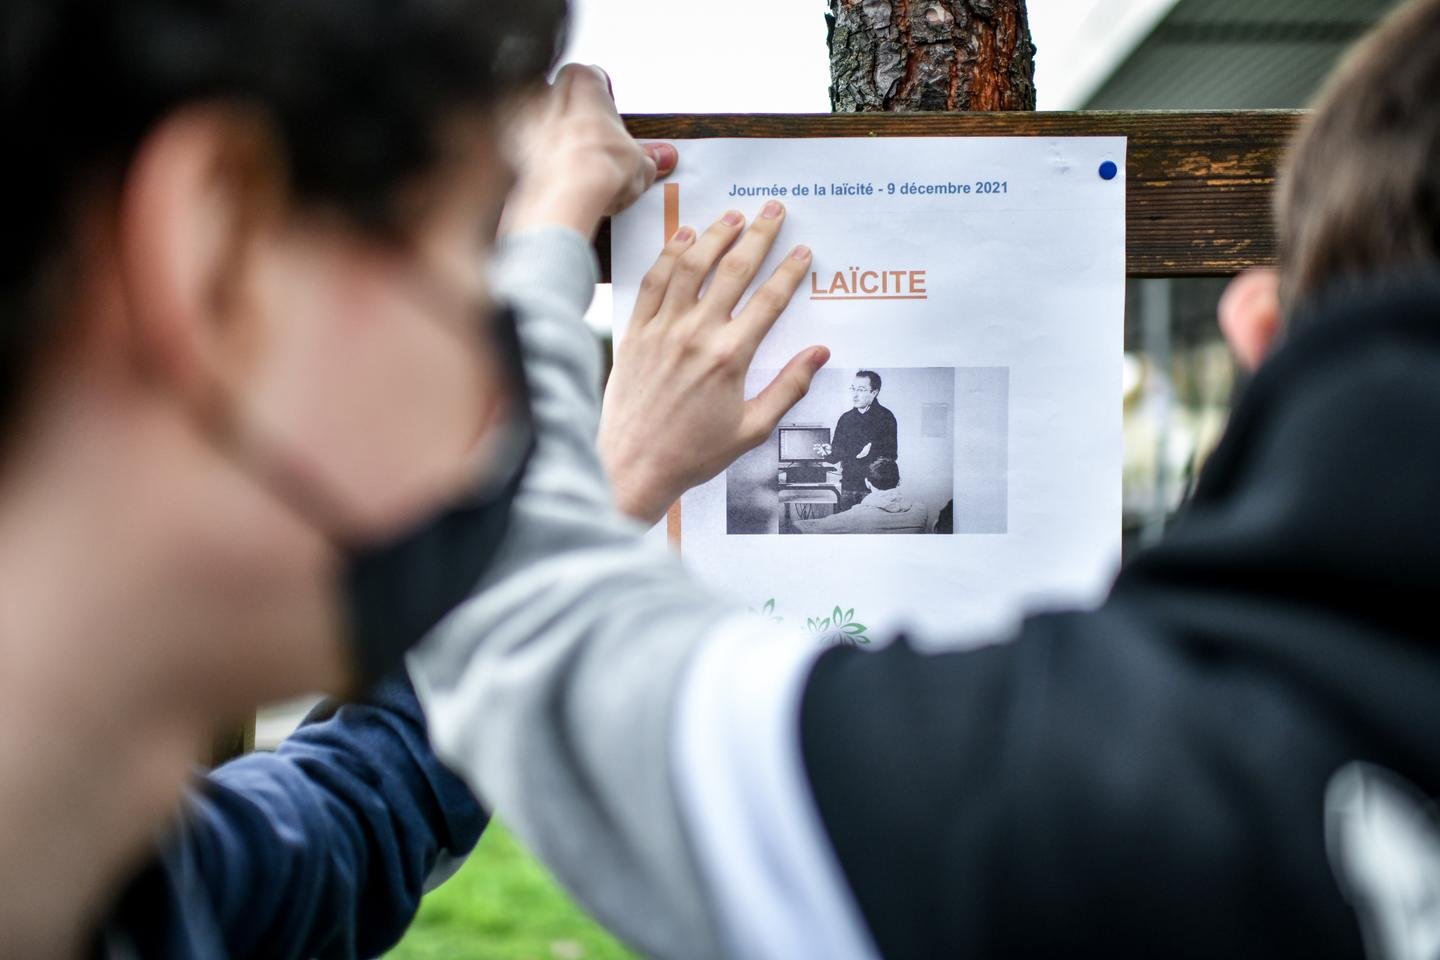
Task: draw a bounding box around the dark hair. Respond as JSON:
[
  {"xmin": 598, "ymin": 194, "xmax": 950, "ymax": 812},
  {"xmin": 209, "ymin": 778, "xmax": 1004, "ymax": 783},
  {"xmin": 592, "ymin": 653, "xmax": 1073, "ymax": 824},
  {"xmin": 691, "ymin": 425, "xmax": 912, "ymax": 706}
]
[
  {"xmin": 1278, "ymin": 0, "xmax": 1440, "ymax": 310},
  {"xmin": 855, "ymin": 370, "xmax": 882, "ymax": 392},
  {"xmin": 0, "ymin": 0, "xmax": 566, "ymax": 443},
  {"xmin": 866, "ymin": 457, "xmax": 900, "ymax": 490}
]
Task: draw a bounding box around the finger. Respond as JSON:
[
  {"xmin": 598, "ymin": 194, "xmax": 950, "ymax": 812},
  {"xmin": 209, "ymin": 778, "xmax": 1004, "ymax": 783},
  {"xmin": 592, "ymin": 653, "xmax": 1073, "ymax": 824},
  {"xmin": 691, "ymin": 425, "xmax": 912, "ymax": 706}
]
[
  {"xmin": 522, "ymin": 77, "xmax": 564, "ymax": 135},
  {"xmin": 703, "ymin": 200, "xmax": 788, "ymax": 315},
  {"xmin": 742, "ymin": 347, "xmax": 832, "ymax": 446},
  {"xmin": 733, "ymin": 243, "xmax": 813, "ymax": 347},
  {"xmin": 565, "ymin": 63, "xmax": 620, "ymax": 115},
  {"xmin": 608, "ymin": 150, "xmax": 660, "ymax": 216},
  {"xmin": 644, "ymin": 143, "xmax": 679, "ymax": 177},
  {"xmin": 550, "ymin": 63, "xmax": 587, "ymax": 110},
  {"xmin": 634, "ymin": 153, "xmax": 661, "ymax": 204},
  {"xmin": 640, "ymin": 151, "xmax": 660, "ymax": 189},
  {"xmin": 591, "ymin": 64, "xmax": 616, "ymax": 102},
  {"xmin": 660, "ymin": 211, "xmax": 746, "ymax": 314},
  {"xmin": 631, "ymin": 225, "xmax": 696, "ymax": 325}
]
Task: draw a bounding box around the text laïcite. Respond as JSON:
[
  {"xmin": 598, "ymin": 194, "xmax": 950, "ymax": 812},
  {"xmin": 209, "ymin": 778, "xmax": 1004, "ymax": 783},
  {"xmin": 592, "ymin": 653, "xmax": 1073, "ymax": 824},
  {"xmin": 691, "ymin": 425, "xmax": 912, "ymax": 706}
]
[{"xmin": 810, "ymin": 267, "xmax": 928, "ymax": 300}]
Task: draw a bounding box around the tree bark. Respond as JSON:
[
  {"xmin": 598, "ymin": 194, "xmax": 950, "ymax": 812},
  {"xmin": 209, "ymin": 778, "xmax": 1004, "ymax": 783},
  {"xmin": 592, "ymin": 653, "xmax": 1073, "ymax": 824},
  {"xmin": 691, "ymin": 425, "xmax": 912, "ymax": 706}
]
[{"xmin": 828, "ymin": 0, "xmax": 1036, "ymax": 112}]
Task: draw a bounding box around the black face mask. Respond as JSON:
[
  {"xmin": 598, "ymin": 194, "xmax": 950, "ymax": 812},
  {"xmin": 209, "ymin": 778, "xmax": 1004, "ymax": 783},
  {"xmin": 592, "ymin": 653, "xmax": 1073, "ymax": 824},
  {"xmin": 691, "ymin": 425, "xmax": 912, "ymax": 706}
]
[
  {"xmin": 195, "ymin": 279, "xmax": 532, "ymax": 695},
  {"xmin": 341, "ymin": 303, "xmax": 534, "ymax": 689}
]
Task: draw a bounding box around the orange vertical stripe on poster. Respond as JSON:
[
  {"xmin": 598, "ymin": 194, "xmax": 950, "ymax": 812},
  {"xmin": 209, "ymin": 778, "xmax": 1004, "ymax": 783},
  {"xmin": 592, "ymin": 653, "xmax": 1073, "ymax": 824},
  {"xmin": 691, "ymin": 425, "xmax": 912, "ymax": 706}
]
[
  {"xmin": 666, "ymin": 502, "xmax": 682, "ymax": 552},
  {"xmin": 663, "ymin": 183, "xmax": 681, "ymax": 552},
  {"xmin": 663, "ymin": 182, "xmax": 680, "ymax": 244}
]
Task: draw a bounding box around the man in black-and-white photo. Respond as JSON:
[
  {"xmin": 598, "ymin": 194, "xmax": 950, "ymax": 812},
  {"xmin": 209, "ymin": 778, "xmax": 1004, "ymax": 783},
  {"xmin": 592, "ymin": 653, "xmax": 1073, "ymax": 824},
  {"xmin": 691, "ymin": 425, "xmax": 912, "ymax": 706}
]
[{"xmin": 813, "ymin": 370, "xmax": 898, "ymax": 511}]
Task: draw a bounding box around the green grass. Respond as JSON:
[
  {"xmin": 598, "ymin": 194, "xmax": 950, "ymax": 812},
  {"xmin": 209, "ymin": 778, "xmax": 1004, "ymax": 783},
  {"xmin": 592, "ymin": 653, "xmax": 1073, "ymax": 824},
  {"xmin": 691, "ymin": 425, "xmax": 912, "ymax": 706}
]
[{"xmin": 386, "ymin": 820, "xmax": 641, "ymax": 960}]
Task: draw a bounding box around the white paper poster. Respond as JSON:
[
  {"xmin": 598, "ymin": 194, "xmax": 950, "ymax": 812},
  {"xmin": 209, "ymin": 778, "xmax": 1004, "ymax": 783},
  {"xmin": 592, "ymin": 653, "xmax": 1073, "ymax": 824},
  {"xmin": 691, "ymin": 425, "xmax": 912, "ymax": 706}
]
[{"xmin": 613, "ymin": 137, "xmax": 1126, "ymax": 648}]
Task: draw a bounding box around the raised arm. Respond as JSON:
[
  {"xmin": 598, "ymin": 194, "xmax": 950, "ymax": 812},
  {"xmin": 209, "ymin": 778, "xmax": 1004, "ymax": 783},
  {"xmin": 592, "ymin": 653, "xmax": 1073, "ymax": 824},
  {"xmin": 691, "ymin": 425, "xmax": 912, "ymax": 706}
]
[
  {"xmin": 412, "ymin": 216, "xmax": 837, "ymax": 960},
  {"xmin": 406, "ymin": 65, "xmax": 851, "ymax": 960}
]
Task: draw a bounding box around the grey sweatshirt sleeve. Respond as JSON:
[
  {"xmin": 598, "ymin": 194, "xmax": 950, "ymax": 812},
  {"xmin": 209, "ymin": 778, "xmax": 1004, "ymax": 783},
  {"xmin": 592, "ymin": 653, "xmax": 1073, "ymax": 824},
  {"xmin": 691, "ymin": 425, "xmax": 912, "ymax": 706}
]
[
  {"xmin": 410, "ymin": 227, "xmax": 877, "ymax": 960},
  {"xmin": 407, "ymin": 227, "xmax": 739, "ymax": 960}
]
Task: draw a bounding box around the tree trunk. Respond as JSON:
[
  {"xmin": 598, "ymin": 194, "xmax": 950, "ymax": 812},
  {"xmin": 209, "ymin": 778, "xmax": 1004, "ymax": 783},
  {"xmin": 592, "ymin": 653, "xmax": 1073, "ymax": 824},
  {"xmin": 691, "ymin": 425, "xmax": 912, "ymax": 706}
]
[{"xmin": 828, "ymin": 0, "xmax": 1036, "ymax": 112}]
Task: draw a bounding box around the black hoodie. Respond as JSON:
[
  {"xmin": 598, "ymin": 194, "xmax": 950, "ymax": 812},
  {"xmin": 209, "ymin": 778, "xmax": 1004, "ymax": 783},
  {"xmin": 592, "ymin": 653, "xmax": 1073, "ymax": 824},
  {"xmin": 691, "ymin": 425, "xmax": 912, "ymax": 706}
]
[{"xmin": 801, "ymin": 277, "xmax": 1440, "ymax": 958}]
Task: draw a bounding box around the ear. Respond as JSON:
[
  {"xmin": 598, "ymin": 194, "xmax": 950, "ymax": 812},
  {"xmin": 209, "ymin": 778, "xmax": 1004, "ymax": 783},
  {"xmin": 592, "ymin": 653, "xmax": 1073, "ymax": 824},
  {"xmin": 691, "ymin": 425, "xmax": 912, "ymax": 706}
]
[
  {"xmin": 116, "ymin": 105, "xmax": 285, "ymax": 411},
  {"xmin": 1218, "ymin": 268, "xmax": 1283, "ymax": 372}
]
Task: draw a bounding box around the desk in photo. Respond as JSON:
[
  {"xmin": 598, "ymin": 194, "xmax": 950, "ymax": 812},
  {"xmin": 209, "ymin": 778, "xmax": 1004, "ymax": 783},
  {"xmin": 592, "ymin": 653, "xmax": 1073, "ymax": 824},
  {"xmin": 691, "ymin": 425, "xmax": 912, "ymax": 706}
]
[{"xmin": 777, "ymin": 468, "xmax": 844, "ymax": 533}]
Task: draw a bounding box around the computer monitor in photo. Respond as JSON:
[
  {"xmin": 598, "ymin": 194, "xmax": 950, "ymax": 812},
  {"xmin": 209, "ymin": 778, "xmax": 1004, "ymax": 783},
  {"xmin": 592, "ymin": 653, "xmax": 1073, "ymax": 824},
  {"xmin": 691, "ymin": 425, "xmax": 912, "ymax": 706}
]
[{"xmin": 778, "ymin": 426, "xmax": 831, "ymax": 462}]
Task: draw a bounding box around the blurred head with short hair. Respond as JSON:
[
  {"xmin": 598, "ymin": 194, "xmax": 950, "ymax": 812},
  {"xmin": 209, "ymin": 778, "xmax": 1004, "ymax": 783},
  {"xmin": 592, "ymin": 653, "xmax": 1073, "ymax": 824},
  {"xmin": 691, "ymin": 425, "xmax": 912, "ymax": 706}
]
[
  {"xmin": 0, "ymin": 1, "xmax": 564, "ymax": 951},
  {"xmin": 1277, "ymin": 0, "xmax": 1440, "ymax": 312},
  {"xmin": 1219, "ymin": 0, "xmax": 1440, "ymax": 370}
]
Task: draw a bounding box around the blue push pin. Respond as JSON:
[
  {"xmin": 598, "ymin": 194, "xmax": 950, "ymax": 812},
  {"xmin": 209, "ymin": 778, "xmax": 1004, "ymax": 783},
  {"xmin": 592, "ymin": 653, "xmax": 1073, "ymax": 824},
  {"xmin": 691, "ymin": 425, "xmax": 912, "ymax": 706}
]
[{"xmin": 1099, "ymin": 160, "xmax": 1119, "ymax": 181}]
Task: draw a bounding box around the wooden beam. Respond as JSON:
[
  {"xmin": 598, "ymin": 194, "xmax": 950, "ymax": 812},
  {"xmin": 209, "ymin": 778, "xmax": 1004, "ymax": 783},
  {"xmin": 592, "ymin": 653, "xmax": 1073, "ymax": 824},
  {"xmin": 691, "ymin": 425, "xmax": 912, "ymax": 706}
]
[{"xmin": 596, "ymin": 110, "xmax": 1304, "ymax": 281}]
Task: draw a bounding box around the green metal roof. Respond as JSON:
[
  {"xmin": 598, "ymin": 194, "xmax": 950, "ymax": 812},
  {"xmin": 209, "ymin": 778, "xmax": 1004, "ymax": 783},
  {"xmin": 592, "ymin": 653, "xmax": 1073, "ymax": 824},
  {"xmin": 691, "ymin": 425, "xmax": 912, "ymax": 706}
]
[{"xmin": 1084, "ymin": 0, "xmax": 1403, "ymax": 109}]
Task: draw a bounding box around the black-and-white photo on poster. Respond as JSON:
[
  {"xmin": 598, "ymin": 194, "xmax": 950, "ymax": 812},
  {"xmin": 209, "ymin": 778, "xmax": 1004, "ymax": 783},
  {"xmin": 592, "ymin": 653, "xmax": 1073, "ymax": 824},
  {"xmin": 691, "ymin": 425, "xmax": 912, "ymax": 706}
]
[{"xmin": 725, "ymin": 367, "xmax": 1009, "ymax": 536}]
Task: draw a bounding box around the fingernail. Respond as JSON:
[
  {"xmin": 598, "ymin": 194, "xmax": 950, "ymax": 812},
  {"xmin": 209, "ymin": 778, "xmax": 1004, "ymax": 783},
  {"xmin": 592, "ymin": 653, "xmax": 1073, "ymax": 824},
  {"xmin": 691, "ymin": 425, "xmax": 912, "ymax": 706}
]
[
  {"xmin": 761, "ymin": 200, "xmax": 783, "ymax": 219},
  {"xmin": 671, "ymin": 226, "xmax": 694, "ymax": 244},
  {"xmin": 811, "ymin": 347, "xmax": 831, "ymax": 371},
  {"xmin": 791, "ymin": 244, "xmax": 812, "ymax": 261},
  {"xmin": 653, "ymin": 143, "xmax": 678, "ymax": 171},
  {"xmin": 722, "ymin": 211, "xmax": 744, "ymax": 227}
]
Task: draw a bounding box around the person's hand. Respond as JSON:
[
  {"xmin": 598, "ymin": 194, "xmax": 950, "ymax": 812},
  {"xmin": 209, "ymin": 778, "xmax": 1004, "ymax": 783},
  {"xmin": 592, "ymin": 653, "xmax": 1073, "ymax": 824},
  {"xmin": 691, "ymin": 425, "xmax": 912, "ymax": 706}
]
[
  {"xmin": 502, "ymin": 64, "xmax": 677, "ymax": 239},
  {"xmin": 599, "ymin": 203, "xmax": 830, "ymax": 525},
  {"xmin": 813, "ymin": 442, "xmax": 833, "ymax": 458},
  {"xmin": 857, "ymin": 442, "xmax": 872, "ymax": 459}
]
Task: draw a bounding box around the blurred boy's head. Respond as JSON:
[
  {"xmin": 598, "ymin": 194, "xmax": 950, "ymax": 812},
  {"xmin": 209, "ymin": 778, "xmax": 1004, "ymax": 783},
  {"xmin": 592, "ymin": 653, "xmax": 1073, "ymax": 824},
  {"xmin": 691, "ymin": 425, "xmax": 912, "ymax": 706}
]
[
  {"xmin": 0, "ymin": 0, "xmax": 564, "ymax": 701},
  {"xmin": 1, "ymin": 5, "xmax": 572, "ymax": 948},
  {"xmin": 1219, "ymin": 0, "xmax": 1440, "ymax": 369}
]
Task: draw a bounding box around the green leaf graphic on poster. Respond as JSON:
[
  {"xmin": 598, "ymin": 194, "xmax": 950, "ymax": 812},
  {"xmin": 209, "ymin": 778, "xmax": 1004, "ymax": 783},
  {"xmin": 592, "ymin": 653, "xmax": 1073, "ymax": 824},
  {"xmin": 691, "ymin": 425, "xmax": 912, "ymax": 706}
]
[
  {"xmin": 754, "ymin": 598, "xmax": 870, "ymax": 646},
  {"xmin": 747, "ymin": 598, "xmax": 785, "ymax": 624}
]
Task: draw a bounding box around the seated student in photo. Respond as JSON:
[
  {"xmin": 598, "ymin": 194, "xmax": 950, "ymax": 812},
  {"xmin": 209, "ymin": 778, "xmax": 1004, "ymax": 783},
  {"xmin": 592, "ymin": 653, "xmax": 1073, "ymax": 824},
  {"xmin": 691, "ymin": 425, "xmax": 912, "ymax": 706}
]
[
  {"xmin": 792, "ymin": 458, "xmax": 930, "ymax": 534},
  {"xmin": 409, "ymin": 3, "xmax": 1440, "ymax": 958},
  {"xmin": 813, "ymin": 370, "xmax": 898, "ymax": 510}
]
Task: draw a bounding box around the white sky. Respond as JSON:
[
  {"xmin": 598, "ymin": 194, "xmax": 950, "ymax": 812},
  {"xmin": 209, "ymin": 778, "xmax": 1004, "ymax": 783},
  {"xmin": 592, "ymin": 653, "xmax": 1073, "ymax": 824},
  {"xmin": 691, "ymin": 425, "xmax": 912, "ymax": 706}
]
[{"xmin": 563, "ymin": 0, "xmax": 1180, "ymax": 113}]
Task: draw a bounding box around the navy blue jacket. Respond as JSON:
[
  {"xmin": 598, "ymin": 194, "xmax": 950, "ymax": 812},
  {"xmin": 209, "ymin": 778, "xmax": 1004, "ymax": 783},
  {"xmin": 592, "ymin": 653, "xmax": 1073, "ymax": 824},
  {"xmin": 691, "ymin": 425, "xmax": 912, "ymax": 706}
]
[{"xmin": 100, "ymin": 675, "xmax": 485, "ymax": 958}]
